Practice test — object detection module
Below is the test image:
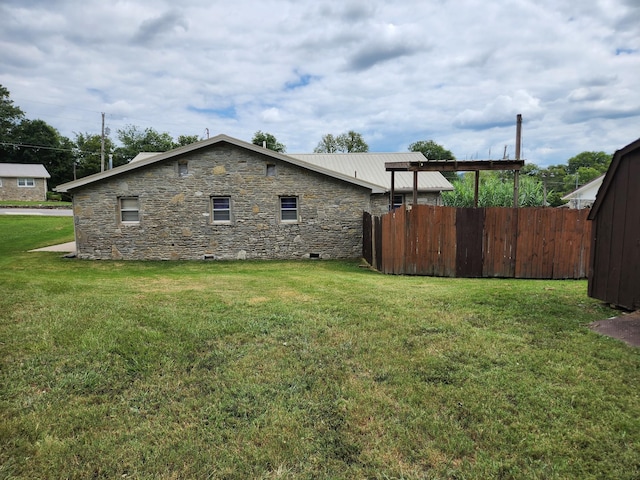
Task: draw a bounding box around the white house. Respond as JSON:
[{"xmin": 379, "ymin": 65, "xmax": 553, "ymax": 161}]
[{"xmin": 562, "ymin": 174, "xmax": 604, "ymax": 209}]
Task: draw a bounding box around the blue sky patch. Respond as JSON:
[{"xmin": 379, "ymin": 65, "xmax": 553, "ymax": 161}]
[{"xmin": 188, "ymin": 105, "xmax": 236, "ymax": 119}]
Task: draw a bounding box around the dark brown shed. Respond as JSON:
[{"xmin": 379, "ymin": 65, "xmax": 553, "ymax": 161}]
[{"xmin": 587, "ymin": 137, "xmax": 640, "ymax": 310}]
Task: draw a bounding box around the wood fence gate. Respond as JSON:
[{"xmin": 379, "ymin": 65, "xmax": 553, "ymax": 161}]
[{"xmin": 363, "ymin": 206, "xmax": 591, "ymax": 279}]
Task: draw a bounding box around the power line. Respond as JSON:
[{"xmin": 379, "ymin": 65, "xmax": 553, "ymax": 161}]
[{"xmin": 0, "ymin": 142, "xmax": 101, "ymax": 157}]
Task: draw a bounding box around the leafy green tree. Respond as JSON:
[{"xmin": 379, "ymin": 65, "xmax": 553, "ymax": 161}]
[
  {"xmin": 409, "ymin": 140, "xmax": 457, "ymax": 181},
  {"xmin": 337, "ymin": 131, "xmax": 368, "ymax": 152},
  {"xmin": 314, "ymin": 134, "xmax": 339, "ymax": 153},
  {"xmin": 566, "ymin": 151, "xmax": 611, "ymax": 175},
  {"xmin": 11, "ymin": 119, "xmax": 74, "ymax": 187},
  {"xmin": 408, "ymin": 140, "xmax": 454, "ymax": 160},
  {"xmin": 176, "ymin": 134, "xmax": 201, "ymax": 147},
  {"xmin": 314, "ymin": 131, "xmax": 368, "ymax": 153},
  {"xmin": 114, "ymin": 125, "xmax": 177, "ymax": 164},
  {"xmin": 73, "ymin": 132, "xmax": 115, "ymax": 178},
  {"xmin": 0, "ymin": 84, "xmax": 25, "ymax": 159},
  {"xmin": 252, "ymin": 131, "xmax": 286, "ymax": 153}
]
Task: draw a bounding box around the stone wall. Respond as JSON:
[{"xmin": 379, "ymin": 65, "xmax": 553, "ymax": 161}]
[
  {"xmin": 72, "ymin": 143, "xmax": 374, "ymax": 260},
  {"xmin": 0, "ymin": 177, "xmax": 47, "ymax": 201}
]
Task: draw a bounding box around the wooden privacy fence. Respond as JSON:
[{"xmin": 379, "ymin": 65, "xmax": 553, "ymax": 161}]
[{"xmin": 363, "ymin": 206, "xmax": 592, "ymax": 279}]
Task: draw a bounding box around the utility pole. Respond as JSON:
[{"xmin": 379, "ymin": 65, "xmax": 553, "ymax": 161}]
[
  {"xmin": 513, "ymin": 114, "xmax": 522, "ymax": 207},
  {"xmin": 100, "ymin": 112, "xmax": 105, "ymax": 172}
]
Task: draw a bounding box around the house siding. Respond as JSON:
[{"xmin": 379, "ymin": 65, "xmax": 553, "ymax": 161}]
[
  {"xmin": 0, "ymin": 177, "xmax": 48, "ymax": 201},
  {"xmin": 71, "ymin": 143, "xmax": 373, "ymax": 260}
]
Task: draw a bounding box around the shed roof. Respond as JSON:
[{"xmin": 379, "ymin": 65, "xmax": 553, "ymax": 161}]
[
  {"xmin": 287, "ymin": 153, "xmax": 453, "ymax": 192},
  {"xmin": 55, "ymin": 134, "xmax": 387, "ymax": 194},
  {"xmin": 588, "ymin": 137, "xmax": 640, "ymax": 220},
  {"xmin": 0, "ymin": 163, "xmax": 50, "ymax": 178}
]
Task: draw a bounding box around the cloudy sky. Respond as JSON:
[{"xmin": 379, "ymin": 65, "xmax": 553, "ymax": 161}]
[{"xmin": 1, "ymin": 0, "xmax": 638, "ymax": 166}]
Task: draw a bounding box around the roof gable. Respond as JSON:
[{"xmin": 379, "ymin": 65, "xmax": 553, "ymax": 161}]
[
  {"xmin": 0, "ymin": 163, "xmax": 50, "ymax": 178},
  {"xmin": 588, "ymin": 137, "xmax": 640, "ymax": 220},
  {"xmin": 56, "ymin": 134, "xmax": 386, "ymax": 194}
]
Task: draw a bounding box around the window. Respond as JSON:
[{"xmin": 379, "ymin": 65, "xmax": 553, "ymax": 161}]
[
  {"xmin": 17, "ymin": 178, "xmax": 35, "ymax": 187},
  {"xmin": 266, "ymin": 164, "xmax": 276, "ymax": 177},
  {"xmin": 119, "ymin": 197, "xmax": 140, "ymax": 223},
  {"xmin": 178, "ymin": 161, "xmax": 188, "ymax": 177},
  {"xmin": 391, "ymin": 194, "xmax": 404, "ymax": 210},
  {"xmin": 280, "ymin": 196, "xmax": 298, "ymax": 222},
  {"xmin": 212, "ymin": 197, "xmax": 231, "ymax": 223}
]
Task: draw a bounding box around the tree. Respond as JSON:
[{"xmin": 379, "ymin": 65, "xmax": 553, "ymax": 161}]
[
  {"xmin": 252, "ymin": 131, "xmax": 286, "ymax": 153},
  {"xmin": 314, "ymin": 130, "xmax": 368, "ymax": 153},
  {"xmin": 566, "ymin": 151, "xmax": 611, "ymax": 175},
  {"xmin": 114, "ymin": 125, "xmax": 177, "ymax": 164},
  {"xmin": 409, "ymin": 139, "xmax": 457, "ymax": 181},
  {"xmin": 11, "ymin": 119, "xmax": 74, "ymax": 188},
  {"xmin": 176, "ymin": 134, "xmax": 200, "ymax": 147},
  {"xmin": 314, "ymin": 134, "xmax": 339, "ymax": 153},
  {"xmin": 337, "ymin": 131, "xmax": 368, "ymax": 153},
  {"xmin": 73, "ymin": 132, "xmax": 115, "ymax": 178},
  {"xmin": 0, "ymin": 85, "xmax": 25, "ymax": 159},
  {"xmin": 408, "ymin": 140, "xmax": 454, "ymax": 160}
]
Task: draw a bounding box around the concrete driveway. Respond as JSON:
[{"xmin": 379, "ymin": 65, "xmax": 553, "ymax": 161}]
[
  {"xmin": 30, "ymin": 241, "xmax": 76, "ymax": 253},
  {"xmin": 0, "ymin": 208, "xmax": 73, "ymax": 216}
]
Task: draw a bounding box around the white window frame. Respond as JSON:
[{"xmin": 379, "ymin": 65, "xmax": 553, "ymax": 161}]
[
  {"xmin": 119, "ymin": 197, "xmax": 140, "ymax": 224},
  {"xmin": 211, "ymin": 196, "xmax": 231, "ymax": 224},
  {"xmin": 178, "ymin": 161, "xmax": 189, "ymax": 177},
  {"xmin": 280, "ymin": 196, "xmax": 298, "ymax": 223},
  {"xmin": 17, "ymin": 178, "xmax": 35, "ymax": 187}
]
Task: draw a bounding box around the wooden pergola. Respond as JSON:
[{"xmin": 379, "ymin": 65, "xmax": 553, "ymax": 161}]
[
  {"xmin": 386, "ymin": 114, "xmax": 525, "ymax": 208},
  {"xmin": 386, "ymin": 158, "xmax": 525, "ymax": 208}
]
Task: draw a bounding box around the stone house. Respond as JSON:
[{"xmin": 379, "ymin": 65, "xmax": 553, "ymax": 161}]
[
  {"xmin": 0, "ymin": 163, "xmax": 50, "ymax": 201},
  {"xmin": 55, "ymin": 135, "xmax": 451, "ymax": 261}
]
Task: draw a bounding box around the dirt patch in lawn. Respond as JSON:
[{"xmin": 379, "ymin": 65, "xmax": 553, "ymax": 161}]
[{"xmin": 589, "ymin": 310, "xmax": 640, "ymax": 347}]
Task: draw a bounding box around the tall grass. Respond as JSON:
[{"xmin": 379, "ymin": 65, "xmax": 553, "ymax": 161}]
[{"xmin": 1, "ymin": 216, "xmax": 638, "ymax": 479}]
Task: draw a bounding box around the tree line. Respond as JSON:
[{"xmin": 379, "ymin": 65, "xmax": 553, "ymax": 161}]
[{"xmin": 1, "ymin": 84, "xmax": 611, "ymax": 205}]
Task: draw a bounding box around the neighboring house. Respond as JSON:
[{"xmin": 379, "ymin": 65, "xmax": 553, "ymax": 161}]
[
  {"xmin": 55, "ymin": 134, "xmax": 451, "ymax": 261},
  {"xmin": 561, "ymin": 174, "xmax": 604, "ymax": 209},
  {"xmin": 588, "ymin": 137, "xmax": 640, "ymax": 310},
  {"xmin": 0, "ymin": 163, "xmax": 50, "ymax": 201}
]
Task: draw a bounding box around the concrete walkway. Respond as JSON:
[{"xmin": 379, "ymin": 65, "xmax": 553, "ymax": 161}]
[{"xmin": 29, "ymin": 241, "xmax": 76, "ymax": 253}]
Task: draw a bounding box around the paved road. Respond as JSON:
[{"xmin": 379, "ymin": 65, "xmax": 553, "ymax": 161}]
[{"xmin": 0, "ymin": 208, "xmax": 73, "ymax": 216}]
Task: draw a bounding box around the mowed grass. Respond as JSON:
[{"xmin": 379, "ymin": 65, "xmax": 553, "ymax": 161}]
[{"xmin": 1, "ymin": 216, "xmax": 639, "ymax": 479}]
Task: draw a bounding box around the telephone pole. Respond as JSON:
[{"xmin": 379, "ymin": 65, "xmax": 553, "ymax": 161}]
[{"xmin": 100, "ymin": 112, "xmax": 105, "ymax": 172}]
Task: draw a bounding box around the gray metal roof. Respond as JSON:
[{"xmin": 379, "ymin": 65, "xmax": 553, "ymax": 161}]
[
  {"xmin": 288, "ymin": 153, "xmax": 453, "ymax": 192},
  {"xmin": 0, "ymin": 163, "xmax": 50, "ymax": 178}
]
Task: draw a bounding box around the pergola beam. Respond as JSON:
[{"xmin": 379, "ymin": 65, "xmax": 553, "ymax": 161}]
[{"xmin": 385, "ymin": 159, "xmax": 525, "ymax": 172}]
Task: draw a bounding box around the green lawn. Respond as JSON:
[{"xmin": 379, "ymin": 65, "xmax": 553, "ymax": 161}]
[{"xmin": 1, "ymin": 216, "xmax": 639, "ymax": 479}]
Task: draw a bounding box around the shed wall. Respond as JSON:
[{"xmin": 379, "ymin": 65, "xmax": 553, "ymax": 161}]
[{"xmin": 589, "ymin": 148, "xmax": 640, "ymax": 309}]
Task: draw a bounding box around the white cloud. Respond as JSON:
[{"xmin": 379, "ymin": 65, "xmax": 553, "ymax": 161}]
[{"xmin": 0, "ymin": 0, "xmax": 638, "ymax": 167}]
